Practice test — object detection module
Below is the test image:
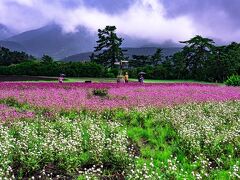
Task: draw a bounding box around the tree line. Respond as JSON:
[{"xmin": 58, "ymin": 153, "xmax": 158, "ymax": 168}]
[
  {"xmin": 91, "ymin": 26, "xmax": 240, "ymax": 82},
  {"xmin": 0, "ymin": 26, "xmax": 239, "ymax": 82},
  {"xmin": 0, "ymin": 54, "xmax": 105, "ymax": 77},
  {"xmin": 0, "ymin": 47, "xmax": 35, "ymax": 66}
]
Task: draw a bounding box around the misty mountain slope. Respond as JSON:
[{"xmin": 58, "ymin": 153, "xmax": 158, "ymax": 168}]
[
  {"xmin": 6, "ymin": 24, "xmax": 96, "ymax": 59},
  {"xmin": 0, "ymin": 41, "xmax": 26, "ymax": 52},
  {"xmin": 0, "ymin": 24, "xmax": 15, "ymax": 40},
  {"xmin": 124, "ymin": 47, "xmax": 181, "ymax": 57},
  {"xmin": 3, "ymin": 23, "xmax": 181, "ymax": 60},
  {"xmin": 62, "ymin": 47, "xmax": 181, "ymax": 62}
]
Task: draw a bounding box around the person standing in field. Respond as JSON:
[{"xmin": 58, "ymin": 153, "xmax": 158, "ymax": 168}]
[
  {"xmin": 58, "ymin": 76, "xmax": 64, "ymax": 83},
  {"xmin": 140, "ymin": 75, "xmax": 144, "ymax": 83},
  {"xmin": 124, "ymin": 72, "xmax": 129, "ymax": 83},
  {"xmin": 138, "ymin": 75, "xmax": 141, "ymax": 82}
]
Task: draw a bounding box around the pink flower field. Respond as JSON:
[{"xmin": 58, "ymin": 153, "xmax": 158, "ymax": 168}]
[
  {"xmin": 0, "ymin": 82, "xmax": 239, "ymax": 112},
  {"xmin": 0, "ymin": 104, "xmax": 35, "ymax": 122}
]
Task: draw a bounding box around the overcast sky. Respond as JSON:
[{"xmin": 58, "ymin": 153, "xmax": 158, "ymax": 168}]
[{"xmin": 0, "ymin": 0, "xmax": 239, "ymax": 44}]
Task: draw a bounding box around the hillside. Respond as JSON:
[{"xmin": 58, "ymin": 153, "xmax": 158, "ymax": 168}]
[
  {"xmin": 62, "ymin": 47, "xmax": 181, "ymax": 62},
  {"xmin": 0, "ymin": 41, "xmax": 26, "ymax": 52},
  {"xmin": 0, "ymin": 24, "xmax": 15, "ymax": 40},
  {"xmin": 5, "ymin": 24, "xmax": 96, "ymax": 59},
  {"xmin": 2, "ymin": 23, "xmax": 183, "ymax": 59}
]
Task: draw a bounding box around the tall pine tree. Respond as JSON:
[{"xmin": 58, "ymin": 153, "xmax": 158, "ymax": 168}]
[
  {"xmin": 179, "ymin": 35, "xmax": 215, "ymax": 80},
  {"xmin": 92, "ymin": 26, "xmax": 125, "ymax": 68},
  {"xmin": 151, "ymin": 48, "xmax": 164, "ymax": 66}
]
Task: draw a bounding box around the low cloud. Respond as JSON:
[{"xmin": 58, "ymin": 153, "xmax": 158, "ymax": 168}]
[{"xmin": 0, "ymin": 0, "xmax": 240, "ymax": 43}]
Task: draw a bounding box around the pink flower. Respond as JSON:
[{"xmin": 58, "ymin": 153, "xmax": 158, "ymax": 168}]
[{"xmin": 0, "ymin": 82, "xmax": 239, "ymax": 112}]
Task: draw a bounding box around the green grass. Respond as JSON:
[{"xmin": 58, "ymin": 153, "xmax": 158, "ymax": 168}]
[
  {"xmin": 65, "ymin": 77, "xmax": 117, "ymax": 82},
  {"xmin": 114, "ymin": 101, "xmax": 240, "ymax": 179},
  {"xmin": 0, "ymin": 98, "xmax": 238, "ymax": 179},
  {"xmin": 65, "ymin": 77, "xmax": 223, "ymax": 85},
  {"xmin": 136, "ymin": 78, "xmax": 223, "ymax": 84},
  {"xmin": 1, "ymin": 75, "xmax": 223, "ymax": 85}
]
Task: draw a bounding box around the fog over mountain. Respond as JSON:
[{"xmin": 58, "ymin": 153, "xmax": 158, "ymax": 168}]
[
  {"xmin": 0, "ymin": 24, "xmax": 15, "ymax": 40},
  {"xmin": 1, "ymin": 0, "xmax": 240, "ymax": 59},
  {"xmin": 0, "ymin": 23, "xmax": 180, "ymax": 59},
  {"xmin": 1, "ymin": 0, "xmax": 240, "ymax": 44},
  {"xmin": 4, "ymin": 24, "xmax": 96, "ymax": 59},
  {"xmin": 63, "ymin": 47, "xmax": 181, "ymax": 62}
]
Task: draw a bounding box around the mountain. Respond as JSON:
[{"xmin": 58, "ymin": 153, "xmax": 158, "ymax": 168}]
[
  {"xmin": 0, "ymin": 41, "xmax": 26, "ymax": 52},
  {"xmin": 4, "ymin": 23, "xmax": 181, "ymax": 59},
  {"xmin": 6, "ymin": 24, "xmax": 96, "ymax": 59},
  {"xmin": 124, "ymin": 47, "xmax": 181, "ymax": 57},
  {"xmin": 62, "ymin": 47, "xmax": 181, "ymax": 62},
  {"xmin": 0, "ymin": 24, "xmax": 15, "ymax": 40},
  {"xmin": 0, "ymin": 24, "xmax": 26, "ymax": 51}
]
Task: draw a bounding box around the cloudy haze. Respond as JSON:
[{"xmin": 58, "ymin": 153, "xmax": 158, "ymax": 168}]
[{"xmin": 0, "ymin": 0, "xmax": 240, "ymax": 44}]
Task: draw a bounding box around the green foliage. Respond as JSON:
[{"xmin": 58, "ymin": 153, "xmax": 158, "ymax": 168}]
[
  {"xmin": 0, "ymin": 115, "xmax": 131, "ymax": 178},
  {"xmin": 0, "ymin": 97, "xmax": 20, "ymax": 107},
  {"xmin": 1, "ymin": 34, "xmax": 240, "ymax": 82},
  {"xmin": 129, "ymin": 55, "xmax": 150, "ymax": 67},
  {"xmin": 151, "ymin": 48, "xmax": 164, "ymax": 66},
  {"xmin": 129, "ymin": 48, "xmax": 164, "ymax": 68},
  {"xmin": 41, "ymin": 55, "xmax": 54, "ymax": 64},
  {"xmin": 0, "ymin": 61, "xmax": 105, "ymax": 77},
  {"xmin": 92, "ymin": 88, "xmax": 109, "ymax": 97},
  {"xmin": 225, "ymin": 74, "xmax": 240, "ymax": 86},
  {"xmin": 105, "ymin": 72, "xmax": 115, "ymax": 78},
  {"xmin": 127, "ymin": 35, "xmax": 240, "ymax": 82},
  {"xmin": 179, "ymin": 35, "xmax": 215, "ymax": 80},
  {"xmin": 0, "ymin": 100, "xmax": 239, "ymax": 179},
  {"xmin": 106, "ymin": 68, "xmax": 118, "ymax": 77},
  {"xmin": 92, "ymin": 26, "xmax": 125, "ymax": 68},
  {"xmin": 0, "ymin": 47, "xmax": 34, "ymax": 66},
  {"xmin": 62, "ymin": 62, "xmax": 104, "ymax": 77},
  {"xmin": 110, "ymin": 101, "xmax": 240, "ymax": 179}
]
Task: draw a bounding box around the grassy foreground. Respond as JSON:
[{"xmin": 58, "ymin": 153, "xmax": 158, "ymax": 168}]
[
  {"xmin": 0, "ymin": 75, "xmax": 222, "ymax": 84},
  {"xmin": 0, "ymin": 100, "xmax": 239, "ymax": 179}
]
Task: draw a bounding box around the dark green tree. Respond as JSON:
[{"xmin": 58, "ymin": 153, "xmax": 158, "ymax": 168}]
[
  {"xmin": 129, "ymin": 55, "xmax": 150, "ymax": 67},
  {"xmin": 0, "ymin": 47, "xmax": 31, "ymax": 66},
  {"xmin": 224, "ymin": 42, "xmax": 240, "ymax": 75},
  {"xmin": 150, "ymin": 48, "xmax": 164, "ymax": 66},
  {"xmin": 41, "ymin": 55, "xmax": 54, "ymax": 64},
  {"xmin": 89, "ymin": 53, "xmax": 95, "ymax": 61},
  {"xmin": 203, "ymin": 46, "xmax": 227, "ymax": 82},
  {"xmin": 171, "ymin": 51, "xmax": 188, "ymax": 79},
  {"xmin": 201, "ymin": 42, "xmax": 240, "ymax": 82},
  {"xmin": 161, "ymin": 56, "xmax": 174, "ymax": 79},
  {"xmin": 180, "ymin": 35, "xmax": 215, "ymax": 80},
  {"xmin": 92, "ymin": 26, "xmax": 125, "ymax": 68}
]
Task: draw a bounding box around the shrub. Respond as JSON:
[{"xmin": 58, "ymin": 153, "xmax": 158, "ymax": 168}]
[
  {"xmin": 92, "ymin": 88, "xmax": 109, "ymax": 97},
  {"xmin": 225, "ymin": 74, "xmax": 240, "ymax": 86},
  {"xmin": 105, "ymin": 73, "xmax": 115, "ymax": 78}
]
